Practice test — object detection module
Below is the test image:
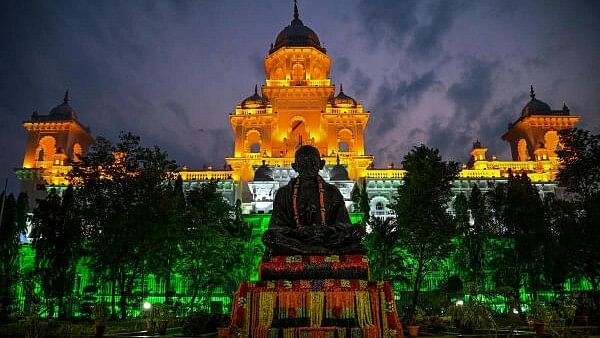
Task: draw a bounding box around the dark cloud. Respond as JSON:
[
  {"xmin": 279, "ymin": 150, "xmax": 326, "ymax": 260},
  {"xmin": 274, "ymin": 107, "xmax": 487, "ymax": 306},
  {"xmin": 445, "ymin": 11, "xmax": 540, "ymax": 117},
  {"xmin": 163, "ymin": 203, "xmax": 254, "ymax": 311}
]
[
  {"xmin": 349, "ymin": 69, "xmax": 372, "ymax": 98},
  {"xmin": 333, "ymin": 56, "xmax": 351, "ymax": 75},
  {"xmin": 356, "ymin": 0, "xmax": 418, "ymax": 49},
  {"xmin": 427, "ymin": 60, "xmax": 497, "ymax": 159},
  {"xmin": 447, "ymin": 60, "xmax": 496, "ymax": 119},
  {"xmin": 408, "ymin": 1, "xmax": 467, "ymax": 57},
  {"xmin": 370, "ymin": 71, "xmax": 438, "ymax": 135},
  {"xmin": 356, "ymin": 0, "xmax": 465, "ymax": 58}
]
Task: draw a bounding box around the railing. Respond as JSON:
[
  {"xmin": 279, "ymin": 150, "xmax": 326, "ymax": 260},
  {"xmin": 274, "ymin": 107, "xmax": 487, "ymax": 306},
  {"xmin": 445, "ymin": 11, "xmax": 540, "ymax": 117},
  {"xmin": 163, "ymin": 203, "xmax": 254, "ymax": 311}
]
[
  {"xmin": 179, "ymin": 170, "xmax": 234, "ymax": 181},
  {"xmin": 365, "ymin": 169, "xmax": 407, "ymax": 179},
  {"xmin": 265, "ymin": 79, "xmax": 331, "ymax": 87}
]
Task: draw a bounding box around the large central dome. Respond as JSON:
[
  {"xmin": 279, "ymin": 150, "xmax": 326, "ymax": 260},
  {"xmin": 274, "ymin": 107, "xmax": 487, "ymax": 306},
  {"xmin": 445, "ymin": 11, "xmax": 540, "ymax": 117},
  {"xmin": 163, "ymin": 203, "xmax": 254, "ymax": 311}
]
[{"xmin": 269, "ymin": 2, "xmax": 325, "ymax": 54}]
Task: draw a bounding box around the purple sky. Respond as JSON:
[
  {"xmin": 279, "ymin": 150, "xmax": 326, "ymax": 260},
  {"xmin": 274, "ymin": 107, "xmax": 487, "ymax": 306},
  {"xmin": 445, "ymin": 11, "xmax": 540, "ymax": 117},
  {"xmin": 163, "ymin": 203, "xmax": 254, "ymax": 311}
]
[{"xmin": 1, "ymin": 0, "xmax": 599, "ymax": 194}]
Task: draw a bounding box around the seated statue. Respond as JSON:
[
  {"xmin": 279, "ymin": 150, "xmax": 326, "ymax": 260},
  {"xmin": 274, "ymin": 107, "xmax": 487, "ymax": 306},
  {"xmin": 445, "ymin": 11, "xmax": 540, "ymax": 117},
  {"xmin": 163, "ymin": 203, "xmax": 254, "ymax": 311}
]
[{"xmin": 262, "ymin": 145, "xmax": 366, "ymax": 256}]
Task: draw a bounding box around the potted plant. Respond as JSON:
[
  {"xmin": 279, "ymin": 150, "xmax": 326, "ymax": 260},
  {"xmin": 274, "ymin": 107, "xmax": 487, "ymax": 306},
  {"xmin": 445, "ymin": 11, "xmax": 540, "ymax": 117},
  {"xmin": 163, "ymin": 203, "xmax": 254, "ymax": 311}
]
[
  {"xmin": 447, "ymin": 300, "xmax": 496, "ymax": 334},
  {"xmin": 92, "ymin": 302, "xmax": 108, "ymax": 338},
  {"xmin": 406, "ymin": 307, "xmax": 425, "ymax": 337},
  {"xmin": 527, "ymin": 301, "xmax": 551, "ymax": 335},
  {"xmin": 154, "ymin": 303, "xmax": 171, "ymax": 335}
]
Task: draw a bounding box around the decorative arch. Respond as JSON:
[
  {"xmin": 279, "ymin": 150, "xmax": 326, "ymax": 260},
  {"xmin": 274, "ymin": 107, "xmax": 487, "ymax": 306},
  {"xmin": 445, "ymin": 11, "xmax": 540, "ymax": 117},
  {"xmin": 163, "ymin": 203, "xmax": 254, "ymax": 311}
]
[
  {"xmin": 72, "ymin": 143, "xmax": 83, "ymax": 161},
  {"xmin": 246, "ymin": 130, "xmax": 262, "ymax": 153},
  {"xmin": 544, "ymin": 131, "xmax": 559, "ymax": 157},
  {"xmin": 291, "ymin": 63, "xmax": 305, "ymax": 81},
  {"xmin": 517, "ymin": 138, "xmax": 529, "ymax": 161},
  {"xmin": 337, "ymin": 128, "xmax": 353, "ymax": 152},
  {"xmin": 369, "ymin": 196, "xmax": 390, "ymax": 217},
  {"xmin": 289, "ymin": 117, "xmax": 308, "ymax": 148},
  {"xmin": 36, "ymin": 136, "xmax": 56, "ymax": 162}
]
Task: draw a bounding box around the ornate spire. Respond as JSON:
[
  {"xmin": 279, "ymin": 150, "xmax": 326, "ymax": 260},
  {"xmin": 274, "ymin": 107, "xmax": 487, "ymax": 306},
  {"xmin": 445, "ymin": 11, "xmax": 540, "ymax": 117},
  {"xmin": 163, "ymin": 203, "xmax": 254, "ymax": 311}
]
[
  {"xmin": 336, "ymin": 153, "xmax": 340, "ymax": 165},
  {"xmin": 563, "ymin": 102, "xmax": 570, "ymax": 114},
  {"xmin": 63, "ymin": 89, "xmax": 70, "ymax": 103},
  {"xmin": 339, "ymin": 83, "xmax": 344, "ymax": 93},
  {"xmin": 294, "ymin": 0, "xmax": 299, "ymax": 20},
  {"xmin": 254, "ymin": 84, "xmax": 258, "ymax": 95},
  {"xmin": 529, "ymin": 85, "xmax": 535, "ymax": 99}
]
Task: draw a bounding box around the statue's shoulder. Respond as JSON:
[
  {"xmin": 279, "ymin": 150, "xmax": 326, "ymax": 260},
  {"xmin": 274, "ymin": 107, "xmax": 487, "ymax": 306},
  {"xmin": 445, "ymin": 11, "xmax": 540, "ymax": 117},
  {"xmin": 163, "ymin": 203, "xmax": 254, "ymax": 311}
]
[
  {"xmin": 274, "ymin": 178, "xmax": 295, "ymax": 197},
  {"xmin": 322, "ymin": 179, "xmax": 345, "ymax": 202}
]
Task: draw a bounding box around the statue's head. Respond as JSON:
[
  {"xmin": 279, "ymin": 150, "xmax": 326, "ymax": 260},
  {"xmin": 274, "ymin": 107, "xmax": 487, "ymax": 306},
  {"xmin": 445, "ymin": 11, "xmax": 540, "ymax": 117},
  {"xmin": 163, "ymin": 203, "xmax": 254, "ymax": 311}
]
[{"xmin": 292, "ymin": 145, "xmax": 325, "ymax": 179}]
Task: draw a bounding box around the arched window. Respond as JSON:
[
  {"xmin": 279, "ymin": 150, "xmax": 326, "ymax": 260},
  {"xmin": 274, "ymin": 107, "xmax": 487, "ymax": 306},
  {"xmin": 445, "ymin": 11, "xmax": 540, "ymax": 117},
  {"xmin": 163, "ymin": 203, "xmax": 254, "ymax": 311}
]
[
  {"xmin": 291, "ymin": 63, "xmax": 305, "ymax": 82},
  {"xmin": 246, "ymin": 130, "xmax": 262, "ymax": 154},
  {"xmin": 250, "ymin": 143, "xmax": 261, "ymax": 153},
  {"xmin": 544, "ymin": 131, "xmax": 559, "ymax": 157},
  {"xmin": 337, "ymin": 128, "xmax": 353, "ymax": 152},
  {"xmin": 517, "ymin": 139, "xmax": 529, "ymax": 161},
  {"xmin": 36, "ymin": 136, "xmax": 56, "ymax": 162},
  {"xmin": 375, "ymin": 202, "xmax": 384, "ymax": 211},
  {"xmin": 72, "ymin": 143, "xmax": 83, "ymax": 161}
]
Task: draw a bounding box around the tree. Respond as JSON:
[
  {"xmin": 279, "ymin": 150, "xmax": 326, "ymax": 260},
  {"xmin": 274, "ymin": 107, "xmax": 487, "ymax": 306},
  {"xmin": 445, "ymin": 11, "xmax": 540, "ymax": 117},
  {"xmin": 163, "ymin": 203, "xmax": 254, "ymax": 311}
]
[
  {"xmin": 487, "ymin": 171, "xmax": 547, "ymax": 301},
  {"xmin": 556, "ymin": 128, "xmax": 600, "ymax": 308},
  {"xmin": 390, "ymin": 144, "xmax": 459, "ymax": 322},
  {"xmin": 177, "ymin": 182, "xmax": 242, "ymax": 312},
  {"xmin": 31, "ymin": 187, "xmax": 82, "ymax": 319},
  {"xmin": 363, "ymin": 216, "xmax": 407, "ymax": 282},
  {"xmin": 69, "ymin": 132, "xmax": 177, "ymax": 319},
  {"xmin": 0, "ymin": 193, "xmax": 28, "ymax": 321},
  {"xmin": 453, "ymin": 186, "xmax": 491, "ymax": 287}
]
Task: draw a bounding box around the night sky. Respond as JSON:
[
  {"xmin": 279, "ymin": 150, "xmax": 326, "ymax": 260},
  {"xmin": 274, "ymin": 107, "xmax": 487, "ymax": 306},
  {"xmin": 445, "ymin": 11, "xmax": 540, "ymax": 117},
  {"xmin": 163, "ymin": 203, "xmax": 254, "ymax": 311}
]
[{"xmin": 1, "ymin": 0, "xmax": 599, "ymax": 194}]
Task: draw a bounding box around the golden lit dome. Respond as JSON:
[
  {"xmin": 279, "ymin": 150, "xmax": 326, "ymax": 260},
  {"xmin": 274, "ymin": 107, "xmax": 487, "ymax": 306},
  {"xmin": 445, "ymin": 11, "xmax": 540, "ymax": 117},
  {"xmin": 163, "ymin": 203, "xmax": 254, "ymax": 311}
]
[
  {"xmin": 329, "ymin": 155, "xmax": 349, "ymax": 181},
  {"xmin": 253, "ymin": 161, "xmax": 274, "ymax": 181},
  {"xmin": 270, "ymin": 1, "xmax": 324, "ymax": 54},
  {"xmin": 48, "ymin": 90, "xmax": 78, "ymax": 120},
  {"xmin": 241, "ymin": 85, "xmax": 268, "ymax": 109},
  {"xmin": 332, "ymin": 84, "xmax": 357, "ymax": 108}
]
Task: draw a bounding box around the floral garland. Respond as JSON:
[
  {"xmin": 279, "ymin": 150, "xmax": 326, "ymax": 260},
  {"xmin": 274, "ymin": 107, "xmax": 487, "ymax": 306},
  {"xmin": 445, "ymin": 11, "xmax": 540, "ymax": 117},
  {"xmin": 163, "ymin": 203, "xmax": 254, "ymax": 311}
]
[
  {"xmin": 292, "ymin": 176, "xmax": 326, "ymax": 227},
  {"xmin": 258, "ymin": 292, "xmax": 276, "ymax": 328}
]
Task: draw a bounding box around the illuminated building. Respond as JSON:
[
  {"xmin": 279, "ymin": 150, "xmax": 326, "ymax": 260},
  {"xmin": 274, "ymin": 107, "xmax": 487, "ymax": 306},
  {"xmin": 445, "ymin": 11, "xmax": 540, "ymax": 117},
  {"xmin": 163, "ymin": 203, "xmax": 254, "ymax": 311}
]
[
  {"xmin": 16, "ymin": 4, "xmax": 581, "ymax": 218},
  {"xmin": 12, "ymin": 2, "xmax": 586, "ymax": 316},
  {"xmin": 16, "ymin": 91, "xmax": 94, "ymax": 207}
]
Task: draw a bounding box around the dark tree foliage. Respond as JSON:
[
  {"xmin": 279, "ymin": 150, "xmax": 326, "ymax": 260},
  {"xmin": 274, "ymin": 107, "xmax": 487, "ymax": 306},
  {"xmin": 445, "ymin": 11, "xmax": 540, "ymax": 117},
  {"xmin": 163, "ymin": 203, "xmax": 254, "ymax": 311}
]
[
  {"xmin": 31, "ymin": 187, "xmax": 81, "ymax": 319},
  {"xmin": 68, "ymin": 132, "xmax": 177, "ymax": 319},
  {"xmin": 556, "ymin": 128, "xmax": 600, "ymax": 308},
  {"xmin": 363, "ymin": 216, "xmax": 407, "ymax": 282},
  {"xmin": 177, "ymin": 182, "xmax": 252, "ymax": 312},
  {"xmin": 0, "ymin": 193, "xmax": 27, "ymax": 321},
  {"xmin": 488, "ymin": 171, "xmax": 547, "ymax": 301},
  {"xmin": 453, "ymin": 186, "xmax": 490, "ymax": 287},
  {"xmin": 390, "ymin": 144, "xmax": 459, "ymax": 322}
]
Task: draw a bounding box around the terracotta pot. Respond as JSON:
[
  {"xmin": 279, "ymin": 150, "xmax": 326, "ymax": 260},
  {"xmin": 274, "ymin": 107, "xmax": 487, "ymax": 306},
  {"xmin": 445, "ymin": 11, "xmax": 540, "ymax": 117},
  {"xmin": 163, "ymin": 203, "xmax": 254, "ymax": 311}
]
[
  {"xmin": 94, "ymin": 323, "xmax": 105, "ymax": 338},
  {"xmin": 534, "ymin": 322, "xmax": 545, "ymax": 335},
  {"xmin": 157, "ymin": 320, "xmax": 168, "ymax": 335},
  {"xmin": 407, "ymin": 325, "xmax": 420, "ymax": 337},
  {"xmin": 218, "ymin": 327, "xmax": 230, "ymax": 338}
]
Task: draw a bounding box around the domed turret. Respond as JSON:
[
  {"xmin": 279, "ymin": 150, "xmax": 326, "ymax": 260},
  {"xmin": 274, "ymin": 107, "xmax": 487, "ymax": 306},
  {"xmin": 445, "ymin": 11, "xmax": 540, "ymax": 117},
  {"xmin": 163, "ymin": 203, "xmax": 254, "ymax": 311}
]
[
  {"xmin": 329, "ymin": 155, "xmax": 350, "ymax": 181},
  {"xmin": 270, "ymin": 1, "xmax": 324, "ymax": 54},
  {"xmin": 254, "ymin": 160, "xmax": 274, "ymax": 181},
  {"xmin": 521, "ymin": 85, "xmax": 552, "ymax": 117},
  {"xmin": 241, "ymin": 85, "xmax": 268, "ymax": 109},
  {"xmin": 332, "ymin": 84, "xmax": 357, "ymax": 108},
  {"xmin": 49, "ymin": 90, "xmax": 78, "ymax": 120}
]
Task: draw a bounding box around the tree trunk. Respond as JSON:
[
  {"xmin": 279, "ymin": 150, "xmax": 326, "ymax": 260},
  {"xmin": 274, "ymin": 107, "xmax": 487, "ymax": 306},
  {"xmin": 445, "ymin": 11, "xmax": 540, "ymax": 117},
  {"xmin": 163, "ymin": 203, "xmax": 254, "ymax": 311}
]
[
  {"xmin": 119, "ymin": 272, "xmax": 127, "ymax": 320},
  {"xmin": 111, "ymin": 279, "xmax": 116, "ymax": 318},
  {"xmin": 410, "ymin": 260, "xmax": 424, "ymax": 322},
  {"xmin": 189, "ymin": 281, "xmax": 198, "ymax": 312}
]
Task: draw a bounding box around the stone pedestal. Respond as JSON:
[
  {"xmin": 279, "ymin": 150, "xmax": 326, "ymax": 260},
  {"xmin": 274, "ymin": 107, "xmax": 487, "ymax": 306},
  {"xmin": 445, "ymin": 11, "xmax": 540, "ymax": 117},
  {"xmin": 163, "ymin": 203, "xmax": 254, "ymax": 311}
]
[{"xmin": 226, "ymin": 255, "xmax": 404, "ymax": 338}]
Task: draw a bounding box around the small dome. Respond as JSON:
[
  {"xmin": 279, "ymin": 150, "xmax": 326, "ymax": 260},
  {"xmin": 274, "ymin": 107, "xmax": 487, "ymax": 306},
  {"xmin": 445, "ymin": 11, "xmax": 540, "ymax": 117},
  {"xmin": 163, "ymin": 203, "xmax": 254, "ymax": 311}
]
[
  {"xmin": 49, "ymin": 90, "xmax": 78, "ymax": 119},
  {"xmin": 521, "ymin": 86, "xmax": 551, "ymax": 117},
  {"xmin": 332, "ymin": 84, "xmax": 357, "ymax": 108},
  {"xmin": 329, "ymin": 156, "xmax": 349, "ymax": 181},
  {"xmin": 270, "ymin": 2, "xmax": 324, "ymax": 54},
  {"xmin": 241, "ymin": 85, "xmax": 268, "ymax": 109},
  {"xmin": 472, "ymin": 139, "xmax": 484, "ymax": 149},
  {"xmin": 254, "ymin": 161, "xmax": 274, "ymax": 181}
]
